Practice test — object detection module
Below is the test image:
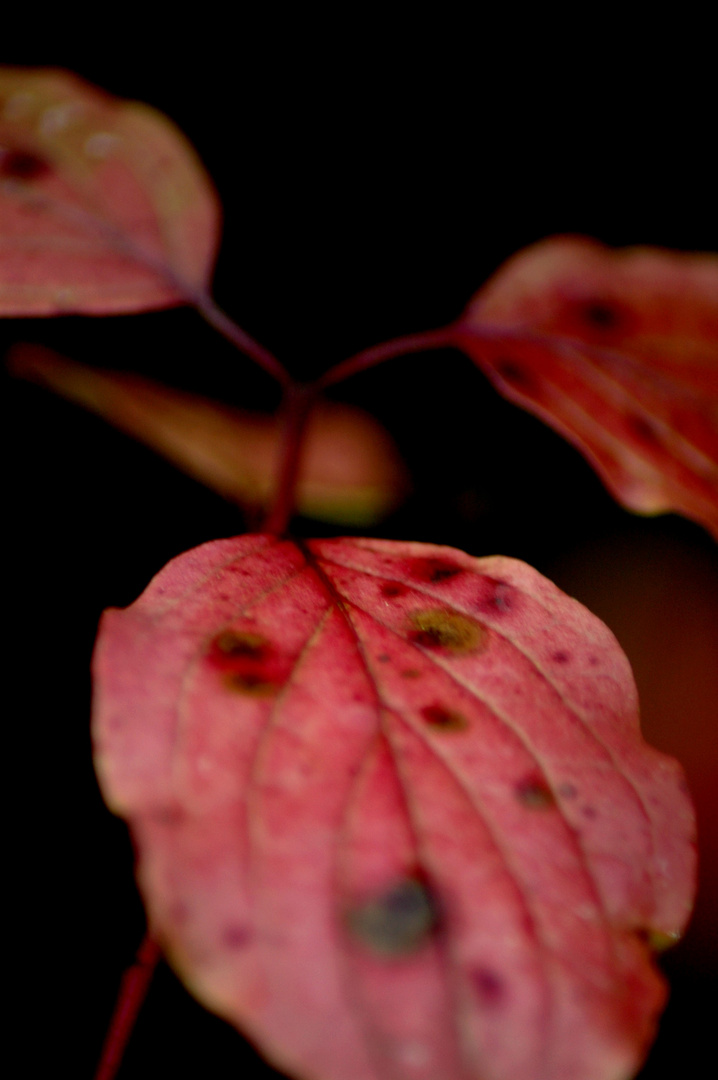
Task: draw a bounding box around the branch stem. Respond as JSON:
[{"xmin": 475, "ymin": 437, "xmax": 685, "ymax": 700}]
[
  {"xmin": 316, "ymin": 326, "xmax": 455, "ymax": 390},
  {"xmin": 93, "ymin": 934, "xmax": 162, "ymax": 1080},
  {"xmin": 192, "ymin": 293, "xmax": 293, "ymax": 389},
  {"xmin": 262, "ymin": 382, "xmax": 318, "ymax": 536}
]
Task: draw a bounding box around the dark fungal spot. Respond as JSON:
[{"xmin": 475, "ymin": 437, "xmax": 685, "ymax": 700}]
[
  {"xmin": 346, "ymin": 878, "xmax": 439, "ymax": 957},
  {"xmin": 579, "ymin": 299, "xmax": 623, "ymax": 330},
  {"xmin": 377, "ymin": 653, "xmax": 391, "ymax": 663},
  {"xmin": 635, "ymin": 927, "xmax": 681, "ymax": 953},
  {"xmin": 211, "ymin": 628, "xmax": 280, "ymax": 695},
  {"xmin": 409, "ymin": 557, "xmax": 463, "ymax": 584},
  {"xmin": 516, "ymin": 775, "xmax": 555, "ymax": 810},
  {"xmin": 0, "ymin": 148, "xmax": 50, "ymax": 181},
  {"xmin": 552, "ymin": 650, "xmax": 570, "ymax": 664},
  {"xmin": 401, "ymin": 668, "xmax": 422, "ymax": 679},
  {"xmin": 224, "ymin": 672, "xmax": 277, "ymax": 696},
  {"xmin": 214, "ymin": 629, "xmax": 267, "ymax": 658},
  {"xmin": 222, "ymin": 924, "xmax": 251, "ymax": 949},
  {"xmin": 382, "ymin": 582, "xmax": 408, "ymax": 599},
  {"xmin": 475, "ymin": 578, "xmax": 514, "ymax": 615},
  {"xmin": 421, "ymin": 703, "xmax": 468, "ymax": 732},
  {"xmin": 471, "ymin": 967, "xmax": 504, "ymax": 1007},
  {"xmin": 409, "ymin": 609, "xmax": 487, "ymax": 654},
  {"xmin": 496, "ymin": 359, "xmax": 536, "ymax": 391},
  {"xmin": 626, "ymin": 413, "xmax": 661, "ymax": 445},
  {"xmin": 582, "ymin": 805, "xmax": 598, "ymax": 819}
]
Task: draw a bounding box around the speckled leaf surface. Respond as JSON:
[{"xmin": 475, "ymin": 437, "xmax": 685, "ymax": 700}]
[
  {"xmin": 454, "ymin": 236, "xmax": 718, "ymax": 537},
  {"xmin": 0, "ymin": 67, "xmax": 219, "ymax": 314},
  {"xmin": 92, "ymin": 535, "xmax": 696, "ymax": 1080}
]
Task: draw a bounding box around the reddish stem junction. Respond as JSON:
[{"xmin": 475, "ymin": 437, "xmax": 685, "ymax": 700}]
[{"xmin": 258, "ymin": 323, "xmax": 458, "ymax": 535}]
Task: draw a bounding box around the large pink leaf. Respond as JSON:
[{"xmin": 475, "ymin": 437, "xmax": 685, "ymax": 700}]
[
  {"xmin": 452, "ymin": 237, "xmax": 718, "ymax": 537},
  {"xmin": 92, "ymin": 535, "xmax": 695, "ymax": 1080},
  {"xmin": 0, "ymin": 67, "xmax": 220, "ymax": 314}
]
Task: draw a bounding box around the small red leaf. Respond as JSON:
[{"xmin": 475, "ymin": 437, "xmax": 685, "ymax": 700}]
[
  {"xmin": 453, "ymin": 236, "xmax": 718, "ymax": 537},
  {"xmin": 92, "ymin": 535, "xmax": 696, "ymax": 1080},
  {"xmin": 0, "ymin": 67, "xmax": 220, "ymax": 314}
]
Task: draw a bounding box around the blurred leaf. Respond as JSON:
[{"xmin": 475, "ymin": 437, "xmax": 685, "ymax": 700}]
[
  {"xmin": 8, "ymin": 343, "xmax": 408, "ymax": 525},
  {"xmin": 0, "ymin": 66, "xmax": 220, "ymax": 314},
  {"xmin": 454, "ymin": 237, "xmax": 718, "ymax": 537}
]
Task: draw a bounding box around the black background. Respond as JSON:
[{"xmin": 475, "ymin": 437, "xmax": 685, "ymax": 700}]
[{"xmin": 4, "ymin": 18, "xmax": 717, "ymax": 1079}]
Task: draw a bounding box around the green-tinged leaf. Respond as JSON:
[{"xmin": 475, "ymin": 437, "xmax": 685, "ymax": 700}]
[
  {"xmin": 8, "ymin": 343, "xmax": 408, "ymax": 525},
  {"xmin": 0, "ymin": 66, "xmax": 220, "ymax": 314}
]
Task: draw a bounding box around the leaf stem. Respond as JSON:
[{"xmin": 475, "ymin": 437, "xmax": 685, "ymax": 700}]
[
  {"xmin": 93, "ymin": 934, "xmax": 161, "ymax": 1080},
  {"xmin": 316, "ymin": 326, "xmax": 456, "ymax": 390},
  {"xmin": 262, "ymin": 382, "xmax": 318, "ymax": 536},
  {"xmin": 192, "ymin": 292, "xmax": 293, "ymax": 389},
  {"xmin": 260, "ymin": 326, "xmax": 460, "ymax": 533}
]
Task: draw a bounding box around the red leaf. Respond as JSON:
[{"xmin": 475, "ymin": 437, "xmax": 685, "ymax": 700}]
[
  {"xmin": 0, "ymin": 67, "xmax": 220, "ymax": 314},
  {"xmin": 92, "ymin": 535, "xmax": 695, "ymax": 1080},
  {"xmin": 453, "ymin": 236, "xmax": 718, "ymax": 537}
]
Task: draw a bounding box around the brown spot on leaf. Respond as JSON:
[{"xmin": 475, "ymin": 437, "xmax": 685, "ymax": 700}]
[
  {"xmin": 635, "ymin": 927, "xmax": 681, "ymax": 952},
  {"xmin": 401, "ymin": 668, "xmax": 422, "ymax": 679},
  {"xmin": 475, "ymin": 579, "xmax": 514, "ymax": 615},
  {"xmin": 579, "ymin": 299, "xmax": 624, "ymax": 330},
  {"xmin": 382, "ymin": 582, "xmax": 408, "ymax": 598},
  {"xmin": 626, "ymin": 414, "xmax": 661, "ymax": 445},
  {"xmin": 0, "ymin": 148, "xmax": 50, "ymax": 181},
  {"xmin": 409, "ymin": 609, "xmax": 487, "ymax": 654},
  {"xmin": 222, "ymin": 924, "xmax": 252, "ymax": 949},
  {"xmin": 496, "ymin": 359, "xmax": 536, "ymax": 391},
  {"xmin": 409, "ymin": 557, "xmax": 463, "ymax": 584},
  {"xmin": 516, "ymin": 775, "xmax": 555, "ymax": 809},
  {"xmin": 224, "ymin": 672, "xmax": 277, "ymax": 696},
  {"xmin": 212, "ymin": 630, "xmax": 281, "ymax": 695},
  {"xmin": 214, "ymin": 629, "xmax": 267, "ymax": 658},
  {"xmin": 471, "ymin": 967, "xmax": 504, "ymax": 1006},
  {"xmin": 346, "ymin": 878, "xmax": 439, "ymax": 958},
  {"xmin": 552, "ymin": 650, "xmax": 570, "ymax": 664},
  {"xmin": 421, "ymin": 703, "xmax": 468, "ymax": 732}
]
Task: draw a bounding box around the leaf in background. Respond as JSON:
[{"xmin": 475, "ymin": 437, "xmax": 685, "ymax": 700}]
[
  {"xmin": 8, "ymin": 344, "xmax": 408, "ymax": 525},
  {"xmin": 92, "ymin": 535, "xmax": 695, "ymax": 1080},
  {"xmin": 453, "ymin": 236, "xmax": 718, "ymax": 537},
  {"xmin": 0, "ymin": 66, "xmax": 220, "ymax": 315}
]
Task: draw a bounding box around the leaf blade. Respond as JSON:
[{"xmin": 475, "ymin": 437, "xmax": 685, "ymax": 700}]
[
  {"xmin": 92, "ymin": 536, "xmax": 696, "ymax": 1080},
  {"xmin": 454, "ymin": 236, "xmax": 718, "ymax": 537},
  {"xmin": 0, "ymin": 66, "xmax": 220, "ymax": 314}
]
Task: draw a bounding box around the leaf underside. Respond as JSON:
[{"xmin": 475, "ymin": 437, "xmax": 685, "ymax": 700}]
[
  {"xmin": 455, "ymin": 236, "xmax": 718, "ymax": 538},
  {"xmin": 92, "ymin": 535, "xmax": 696, "ymax": 1080}
]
